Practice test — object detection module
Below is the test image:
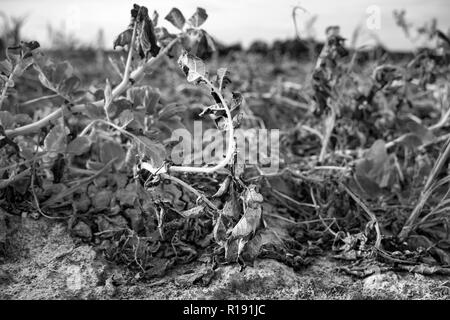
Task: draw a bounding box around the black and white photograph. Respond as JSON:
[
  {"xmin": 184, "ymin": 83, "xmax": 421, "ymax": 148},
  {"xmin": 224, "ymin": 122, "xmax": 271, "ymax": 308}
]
[{"xmin": 1, "ymin": 0, "xmax": 450, "ymax": 306}]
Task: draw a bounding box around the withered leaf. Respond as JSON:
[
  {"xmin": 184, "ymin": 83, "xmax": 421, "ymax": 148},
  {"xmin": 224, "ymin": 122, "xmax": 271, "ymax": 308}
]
[
  {"xmin": 137, "ymin": 10, "xmax": 160, "ymax": 58},
  {"xmin": 165, "ymin": 8, "xmax": 186, "ymax": 30},
  {"xmin": 178, "ymin": 51, "xmax": 206, "ymax": 83},
  {"xmin": 230, "ymin": 206, "xmax": 262, "ymax": 240},
  {"xmin": 212, "ymin": 176, "xmax": 231, "ymax": 198},
  {"xmin": 113, "ymin": 29, "xmax": 133, "ymax": 50},
  {"xmin": 188, "ymin": 8, "xmax": 208, "ymax": 28},
  {"xmin": 179, "ymin": 205, "xmax": 205, "ymax": 219}
]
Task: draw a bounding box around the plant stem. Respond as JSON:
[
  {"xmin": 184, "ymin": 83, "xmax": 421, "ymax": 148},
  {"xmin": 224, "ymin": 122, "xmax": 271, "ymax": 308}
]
[
  {"xmin": 398, "ymin": 135, "xmax": 450, "ymax": 240},
  {"xmin": 318, "ymin": 102, "xmax": 336, "ymax": 163},
  {"xmin": 79, "ymin": 119, "xmax": 159, "ymax": 159},
  {"xmin": 342, "ymin": 183, "xmax": 382, "ymax": 248},
  {"xmin": 310, "ymin": 166, "xmax": 351, "ymax": 171},
  {"xmin": 172, "ymin": 78, "xmax": 235, "ymax": 174},
  {"xmin": 123, "ymin": 22, "xmax": 138, "ymax": 84}
]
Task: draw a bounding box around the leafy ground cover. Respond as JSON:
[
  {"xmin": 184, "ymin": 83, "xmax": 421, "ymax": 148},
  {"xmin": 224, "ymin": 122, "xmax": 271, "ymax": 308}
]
[{"xmin": 1, "ymin": 4, "xmax": 450, "ymax": 299}]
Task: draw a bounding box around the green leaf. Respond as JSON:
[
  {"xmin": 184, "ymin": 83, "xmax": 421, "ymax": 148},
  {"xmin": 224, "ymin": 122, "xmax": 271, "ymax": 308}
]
[
  {"xmin": 92, "ymin": 190, "xmax": 113, "ymax": 210},
  {"xmin": 86, "ymin": 160, "xmax": 104, "ymax": 171},
  {"xmin": 188, "ymin": 7, "xmax": 208, "ymax": 28},
  {"xmin": 230, "ymin": 206, "xmax": 262, "ymax": 239},
  {"xmin": 165, "ymin": 8, "xmax": 186, "ymax": 30},
  {"xmin": 44, "ymin": 124, "xmax": 69, "ymax": 155},
  {"xmin": 54, "ymin": 61, "xmax": 73, "ymax": 85},
  {"xmin": 85, "ymin": 103, "xmax": 105, "ymax": 120},
  {"xmin": 136, "ymin": 136, "xmax": 166, "ymax": 168},
  {"xmin": 36, "ymin": 68, "xmax": 56, "ymax": 92},
  {"xmin": 116, "ymin": 109, "xmax": 135, "ymax": 128},
  {"xmin": 353, "ymin": 174, "xmax": 382, "ymax": 198},
  {"xmin": 14, "ymin": 114, "xmax": 32, "ymax": 126},
  {"xmin": 34, "ymin": 57, "xmax": 79, "ymax": 98},
  {"xmin": 66, "ymin": 136, "xmax": 91, "ymax": 156},
  {"xmin": 3, "ymin": 41, "xmax": 39, "ymax": 80},
  {"xmin": 43, "ymin": 124, "xmax": 69, "ymax": 167},
  {"xmin": 0, "ymin": 59, "xmax": 12, "ymax": 76},
  {"xmin": 354, "ymin": 139, "xmax": 398, "ymax": 197},
  {"xmin": 178, "ymin": 52, "xmax": 206, "ymax": 83},
  {"xmin": 100, "ymin": 141, "xmax": 125, "ymax": 169},
  {"xmin": 0, "ymin": 111, "xmax": 15, "ymax": 129},
  {"xmin": 59, "ymin": 76, "xmax": 81, "ymax": 98},
  {"xmin": 399, "ymin": 134, "xmax": 423, "ymax": 149}
]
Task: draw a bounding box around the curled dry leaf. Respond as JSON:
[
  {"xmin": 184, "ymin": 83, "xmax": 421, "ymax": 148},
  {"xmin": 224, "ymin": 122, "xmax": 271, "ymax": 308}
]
[
  {"xmin": 213, "ymin": 176, "xmax": 231, "ymax": 198},
  {"xmin": 188, "ymin": 8, "xmax": 208, "ymax": 28},
  {"xmin": 165, "ymin": 8, "xmax": 186, "ymax": 30},
  {"xmin": 230, "ymin": 205, "xmax": 262, "ymax": 240},
  {"xmin": 136, "ymin": 6, "xmax": 160, "ymax": 58},
  {"xmin": 178, "ymin": 51, "xmax": 206, "ymax": 83}
]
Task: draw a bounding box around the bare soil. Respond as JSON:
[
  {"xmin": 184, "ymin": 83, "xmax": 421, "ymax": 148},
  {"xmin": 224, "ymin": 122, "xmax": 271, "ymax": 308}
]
[{"xmin": 1, "ymin": 217, "xmax": 449, "ymax": 300}]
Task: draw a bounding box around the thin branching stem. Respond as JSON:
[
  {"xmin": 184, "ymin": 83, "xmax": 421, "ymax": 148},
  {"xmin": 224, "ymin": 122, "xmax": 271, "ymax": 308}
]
[
  {"xmin": 140, "ymin": 77, "xmax": 236, "ymax": 175},
  {"xmin": 20, "ymin": 93, "xmax": 60, "ymax": 107}
]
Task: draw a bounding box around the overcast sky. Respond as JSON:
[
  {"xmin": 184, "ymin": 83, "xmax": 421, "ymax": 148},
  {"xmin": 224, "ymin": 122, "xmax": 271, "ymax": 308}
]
[{"xmin": 1, "ymin": 0, "xmax": 449, "ymax": 50}]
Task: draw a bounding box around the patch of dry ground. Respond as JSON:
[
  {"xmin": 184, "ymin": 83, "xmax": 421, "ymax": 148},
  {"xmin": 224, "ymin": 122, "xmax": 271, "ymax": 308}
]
[{"xmin": 1, "ymin": 217, "xmax": 449, "ymax": 300}]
